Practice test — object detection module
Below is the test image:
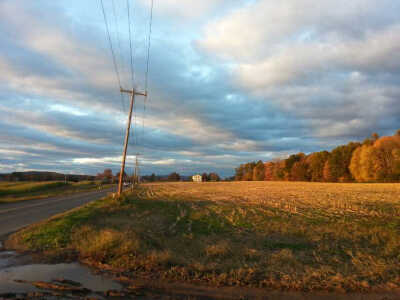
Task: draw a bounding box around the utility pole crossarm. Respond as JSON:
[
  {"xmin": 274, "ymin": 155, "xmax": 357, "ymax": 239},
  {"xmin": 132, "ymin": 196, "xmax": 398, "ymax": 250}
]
[{"xmin": 120, "ymin": 88, "xmax": 147, "ymax": 97}]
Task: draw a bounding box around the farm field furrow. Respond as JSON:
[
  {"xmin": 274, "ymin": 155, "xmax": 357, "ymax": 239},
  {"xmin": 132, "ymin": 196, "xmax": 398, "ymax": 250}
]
[{"xmin": 6, "ymin": 181, "xmax": 400, "ymax": 293}]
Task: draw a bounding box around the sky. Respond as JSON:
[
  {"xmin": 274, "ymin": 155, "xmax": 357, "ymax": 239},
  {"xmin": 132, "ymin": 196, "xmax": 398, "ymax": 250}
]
[{"xmin": 0, "ymin": 0, "xmax": 399, "ymax": 177}]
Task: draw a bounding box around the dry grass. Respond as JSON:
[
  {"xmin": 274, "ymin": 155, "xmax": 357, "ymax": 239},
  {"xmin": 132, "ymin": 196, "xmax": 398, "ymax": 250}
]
[{"xmin": 7, "ymin": 181, "xmax": 400, "ymax": 292}]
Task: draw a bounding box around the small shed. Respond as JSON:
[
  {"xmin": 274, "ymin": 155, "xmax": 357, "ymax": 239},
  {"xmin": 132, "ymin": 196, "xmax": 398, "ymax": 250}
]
[{"xmin": 192, "ymin": 174, "xmax": 202, "ymax": 182}]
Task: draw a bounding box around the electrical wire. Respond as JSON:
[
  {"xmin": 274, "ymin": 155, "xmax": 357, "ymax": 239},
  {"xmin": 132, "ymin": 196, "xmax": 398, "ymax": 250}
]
[
  {"xmin": 142, "ymin": 0, "xmax": 154, "ymax": 145},
  {"xmin": 127, "ymin": 0, "xmax": 135, "ymax": 88},
  {"xmin": 99, "ymin": 0, "xmax": 126, "ymax": 112},
  {"xmin": 127, "ymin": 0, "xmax": 138, "ymax": 146},
  {"xmin": 145, "ymin": 0, "xmax": 154, "ymax": 93},
  {"xmin": 111, "ymin": 0, "xmax": 127, "ymax": 91}
]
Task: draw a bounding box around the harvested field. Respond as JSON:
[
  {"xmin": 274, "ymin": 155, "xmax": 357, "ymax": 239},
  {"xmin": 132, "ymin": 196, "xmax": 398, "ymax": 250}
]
[{"xmin": 7, "ymin": 181, "xmax": 400, "ymax": 292}]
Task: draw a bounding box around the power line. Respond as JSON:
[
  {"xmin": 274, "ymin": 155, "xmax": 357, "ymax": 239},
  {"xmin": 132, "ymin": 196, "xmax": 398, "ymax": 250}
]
[
  {"xmin": 142, "ymin": 0, "xmax": 154, "ymax": 145},
  {"xmin": 127, "ymin": 0, "xmax": 135, "ymax": 87},
  {"xmin": 111, "ymin": 0, "xmax": 128, "ymax": 113},
  {"xmin": 99, "ymin": 0, "xmax": 126, "ymax": 112},
  {"xmin": 111, "ymin": 0, "xmax": 126, "ymax": 90},
  {"xmin": 127, "ymin": 0, "xmax": 138, "ymax": 146},
  {"xmin": 145, "ymin": 0, "xmax": 154, "ymax": 93}
]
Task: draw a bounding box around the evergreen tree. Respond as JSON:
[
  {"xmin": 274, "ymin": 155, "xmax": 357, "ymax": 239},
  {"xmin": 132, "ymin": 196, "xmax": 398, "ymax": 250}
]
[{"xmin": 168, "ymin": 172, "xmax": 181, "ymax": 181}]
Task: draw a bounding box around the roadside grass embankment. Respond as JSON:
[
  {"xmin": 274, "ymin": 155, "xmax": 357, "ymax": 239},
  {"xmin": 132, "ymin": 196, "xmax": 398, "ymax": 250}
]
[
  {"xmin": 6, "ymin": 182, "xmax": 400, "ymax": 292},
  {"xmin": 0, "ymin": 181, "xmax": 111, "ymax": 204}
]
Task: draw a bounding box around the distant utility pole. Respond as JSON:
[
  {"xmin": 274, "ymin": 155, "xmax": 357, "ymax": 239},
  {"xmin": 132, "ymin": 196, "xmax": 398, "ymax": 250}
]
[
  {"xmin": 134, "ymin": 153, "xmax": 141, "ymax": 185},
  {"xmin": 118, "ymin": 88, "xmax": 146, "ymax": 196}
]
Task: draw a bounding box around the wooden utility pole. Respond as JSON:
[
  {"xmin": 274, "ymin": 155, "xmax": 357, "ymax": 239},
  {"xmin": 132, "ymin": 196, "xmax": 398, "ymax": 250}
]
[
  {"xmin": 118, "ymin": 88, "xmax": 146, "ymax": 196},
  {"xmin": 134, "ymin": 153, "xmax": 141, "ymax": 185}
]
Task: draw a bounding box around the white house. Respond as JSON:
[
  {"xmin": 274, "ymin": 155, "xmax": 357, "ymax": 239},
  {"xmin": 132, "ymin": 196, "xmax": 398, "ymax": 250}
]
[{"xmin": 192, "ymin": 174, "xmax": 202, "ymax": 182}]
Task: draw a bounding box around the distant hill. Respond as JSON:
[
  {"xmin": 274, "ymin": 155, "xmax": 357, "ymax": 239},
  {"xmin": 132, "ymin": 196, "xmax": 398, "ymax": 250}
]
[{"xmin": 0, "ymin": 171, "xmax": 95, "ymax": 182}]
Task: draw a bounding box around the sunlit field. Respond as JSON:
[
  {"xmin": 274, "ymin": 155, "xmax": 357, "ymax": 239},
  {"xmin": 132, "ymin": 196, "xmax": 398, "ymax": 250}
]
[
  {"xmin": 0, "ymin": 181, "xmax": 108, "ymax": 203},
  {"xmin": 8, "ymin": 181, "xmax": 400, "ymax": 292}
]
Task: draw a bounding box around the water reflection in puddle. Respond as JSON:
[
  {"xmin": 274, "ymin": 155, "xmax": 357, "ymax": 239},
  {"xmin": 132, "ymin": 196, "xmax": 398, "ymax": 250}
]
[
  {"xmin": 0, "ymin": 245, "xmax": 122, "ymax": 294},
  {"xmin": 0, "ymin": 251, "xmax": 16, "ymax": 269},
  {"xmin": 0, "ymin": 242, "xmax": 17, "ymax": 270}
]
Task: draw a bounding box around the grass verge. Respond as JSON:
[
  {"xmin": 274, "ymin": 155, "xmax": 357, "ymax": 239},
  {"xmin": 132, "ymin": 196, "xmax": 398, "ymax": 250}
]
[
  {"xmin": 6, "ymin": 182, "xmax": 400, "ymax": 292},
  {"xmin": 0, "ymin": 181, "xmax": 112, "ymax": 203}
]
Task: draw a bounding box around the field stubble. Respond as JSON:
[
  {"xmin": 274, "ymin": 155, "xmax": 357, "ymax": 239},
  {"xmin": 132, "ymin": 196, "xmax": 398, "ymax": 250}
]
[{"xmin": 6, "ymin": 181, "xmax": 400, "ymax": 293}]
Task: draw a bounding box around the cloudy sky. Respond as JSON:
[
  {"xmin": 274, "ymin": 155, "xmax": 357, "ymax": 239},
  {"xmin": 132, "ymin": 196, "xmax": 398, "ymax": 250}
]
[{"xmin": 0, "ymin": 0, "xmax": 399, "ymax": 177}]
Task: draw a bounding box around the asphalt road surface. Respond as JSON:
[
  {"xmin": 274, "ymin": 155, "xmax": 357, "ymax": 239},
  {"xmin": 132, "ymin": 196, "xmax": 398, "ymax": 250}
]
[{"xmin": 0, "ymin": 187, "xmax": 116, "ymax": 239}]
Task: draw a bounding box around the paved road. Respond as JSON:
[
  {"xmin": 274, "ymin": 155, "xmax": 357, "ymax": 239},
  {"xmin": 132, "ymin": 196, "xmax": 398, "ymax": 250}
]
[{"xmin": 0, "ymin": 187, "xmax": 116, "ymax": 238}]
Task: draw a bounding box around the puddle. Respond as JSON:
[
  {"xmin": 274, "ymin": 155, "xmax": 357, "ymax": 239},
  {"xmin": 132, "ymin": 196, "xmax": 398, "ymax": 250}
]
[
  {"xmin": 0, "ymin": 262, "xmax": 122, "ymax": 294},
  {"xmin": 0, "ymin": 242, "xmax": 123, "ymax": 298},
  {"xmin": 0, "ymin": 251, "xmax": 16, "ymax": 269},
  {"xmin": 0, "ymin": 242, "xmax": 17, "ymax": 270}
]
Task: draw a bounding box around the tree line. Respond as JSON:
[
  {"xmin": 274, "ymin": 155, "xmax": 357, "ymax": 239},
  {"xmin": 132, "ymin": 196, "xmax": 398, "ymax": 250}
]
[
  {"xmin": 235, "ymin": 130, "xmax": 400, "ymax": 183},
  {"xmin": 97, "ymin": 170, "xmax": 222, "ymax": 183}
]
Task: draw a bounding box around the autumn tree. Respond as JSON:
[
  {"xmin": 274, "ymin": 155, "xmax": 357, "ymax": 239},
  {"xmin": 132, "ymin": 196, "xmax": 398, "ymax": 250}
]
[
  {"xmin": 284, "ymin": 153, "xmax": 305, "ymax": 180},
  {"xmin": 306, "ymin": 151, "xmax": 330, "ymax": 182},
  {"xmin": 264, "ymin": 162, "xmax": 274, "ymax": 181},
  {"xmin": 244, "ymin": 162, "xmax": 256, "ymax": 181},
  {"xmin": 351, "ymin": 134, "xmax": 400, "ymax": 182},
  {"xmin": 372, "ymin": 132, "xmax": 379, "ymax": 142},
  {"xmin": 235, "ymin": 162, "xmax": 256, "ymax": 181},
  {"xmin": 322, "ymin": 160, "xmax": 334, "ymax": 182},
  {"xmin": 253, "ymin": 160, "xmax": 265, "ymax": 181},
  {"xmin": 272, "ymin": 160, "xmax": 286, "ymax": 180},
  {"xmin": 323, "ymin": 143, "xmax": 360, "ymax": 182},
  {"xmin": 209, "ymin": 172, "xmax": 220, "ymax": 181},
  {"xmin": 234, "ymin": 165, "xmax": 244, "ymax": 181},
  {"xmin": 349, "ymin": 146, "xmax": 363, "ymax": 181},
  {"xmin": 393, "ymin": 149, "xmax": 400, "ymax": 180},
  {"xmin": 202, "ymin": 173, "xmax": 209, "ymax": 182},
  {"xmin": 290, "ymin": 160, "xmax": 309, "ymax": 181}
]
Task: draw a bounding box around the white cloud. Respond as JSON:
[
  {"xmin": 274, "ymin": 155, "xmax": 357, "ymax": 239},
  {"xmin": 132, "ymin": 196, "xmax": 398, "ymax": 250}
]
[
  {"xmin": 198, "ymin": 0, "xmax": 400, "ymax": 139},
  {"xmin": 138, "ymin": 0, "xmax": 233, "ymax": 20},
  {"xmin": 49, "ymin": 104, "xmax": 89, "ymax": 116},
  {"xmin": 199, "ymin": 0, "xmax": 400, "ymax": 61},
  {"xmin": 72, "ymin": 156, "xmax": 122, "ymax": 165},
  {"xmin": 235, "ymin": 25, "xmax": 400, "ymax": 88},
  {"xmin": 152, "ymin": 158, "xmax": 176, "ymax": 165}
]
